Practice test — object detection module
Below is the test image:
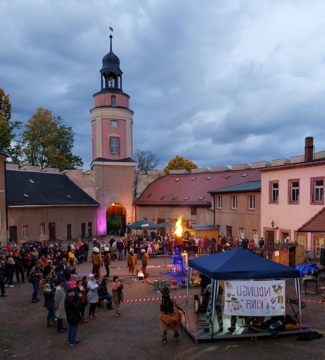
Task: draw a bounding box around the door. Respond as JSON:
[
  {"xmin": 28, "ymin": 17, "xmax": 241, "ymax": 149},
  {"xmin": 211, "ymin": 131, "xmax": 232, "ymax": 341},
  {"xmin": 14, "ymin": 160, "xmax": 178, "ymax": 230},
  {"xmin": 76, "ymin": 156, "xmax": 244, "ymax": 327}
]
[
  {"xmin": 67, "ymin": 224, "xmax": 72, "ymax": 240},
  {"xmin": 9, "ymin": 226, "xmax": 17, "ymax": 243},
  {"xmin": 266, "ymin": 231, "xmax": 275, "ymax": 245},
  {"xmin": 226, "ymin": 226, "xmax": 232, "ymax": 239},
  {"xmin": 88, "ymin": 222, "xmax": 92, "ymax": 237},
  {"xmin": 49, "ymin": 223, "xmax": 56, "ymax": 241},
  {"xmin": 282, "ymin": 232, "xmax": 289, "ymax": 243},
  {"xmin": 81, "ymin": 223, "xmax": 86, "ymax": 237}
]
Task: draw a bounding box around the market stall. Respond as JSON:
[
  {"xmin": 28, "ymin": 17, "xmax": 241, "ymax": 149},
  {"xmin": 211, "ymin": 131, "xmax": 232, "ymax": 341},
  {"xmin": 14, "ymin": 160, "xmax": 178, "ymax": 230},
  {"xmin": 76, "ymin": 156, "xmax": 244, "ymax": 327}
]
[{"xmin": 182, "ymin": 248, "xmax": 308, "ymax": 341}]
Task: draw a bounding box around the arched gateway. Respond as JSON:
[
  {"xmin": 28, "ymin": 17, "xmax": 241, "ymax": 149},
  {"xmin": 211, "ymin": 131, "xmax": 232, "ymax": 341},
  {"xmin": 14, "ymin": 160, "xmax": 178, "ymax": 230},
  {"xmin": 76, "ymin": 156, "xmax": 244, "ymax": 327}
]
[{"xmin": 106, "ymin": 203, "xmax": 126, "ymax": 235}]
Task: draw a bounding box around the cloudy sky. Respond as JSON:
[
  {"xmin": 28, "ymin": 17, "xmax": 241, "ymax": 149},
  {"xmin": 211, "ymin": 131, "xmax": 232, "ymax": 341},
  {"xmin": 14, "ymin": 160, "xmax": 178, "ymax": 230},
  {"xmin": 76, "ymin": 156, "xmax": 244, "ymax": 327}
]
[{"xmin": 1, "ymin": 0, "xmax": 325, "ymax": 170}]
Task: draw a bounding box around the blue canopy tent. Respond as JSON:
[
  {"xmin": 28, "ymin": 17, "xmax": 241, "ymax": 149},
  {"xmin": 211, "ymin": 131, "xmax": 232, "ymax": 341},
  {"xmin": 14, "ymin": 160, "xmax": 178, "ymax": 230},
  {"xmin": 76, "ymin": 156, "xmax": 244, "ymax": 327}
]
[{"xmin": 185, "ymin": 249, "xmax": 303, "ymax": 340}]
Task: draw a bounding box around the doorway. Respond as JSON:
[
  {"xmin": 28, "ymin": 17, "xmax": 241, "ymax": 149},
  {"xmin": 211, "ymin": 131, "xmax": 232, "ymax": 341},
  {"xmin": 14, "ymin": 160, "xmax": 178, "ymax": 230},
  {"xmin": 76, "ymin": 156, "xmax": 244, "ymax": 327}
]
[
  {"xmin": 88, "ymin": 222, "xmax": 92, "ymax": 237},
  {"xmin": 226, "ymin": 226, "xmax": 232, "ymax": 239},
  {"xmin": 81, "ymin": 223, "xmax": 86, "ymax": 237},
  {"xmin": 9, "ymin": 226, "xmax": 17, "ymax": 243},
  {"xmin": 266, "ymin": 230, "xmax": 275, "ymax": 245},
  {"xmin": 282, "ymin": 232, "xmax": 289, "ymax": 243},
  {"xmin": 49, "ymin": 223, "xmax": 56, "ymax": 241},
  {"xmin": 106, "ymin": 203, "xmax": 126, "ymax": 235},
  {"xmin": 67, "ymin": 224, "xmax": 72, "ymax": 240}
]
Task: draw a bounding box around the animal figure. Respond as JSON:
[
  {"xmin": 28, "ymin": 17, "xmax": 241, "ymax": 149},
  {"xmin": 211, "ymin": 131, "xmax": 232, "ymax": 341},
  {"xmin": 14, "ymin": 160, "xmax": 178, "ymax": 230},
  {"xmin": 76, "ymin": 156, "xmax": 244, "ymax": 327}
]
[{"xmin": 272, "ymin": 284, "xmax": 283, "ymax": 295}]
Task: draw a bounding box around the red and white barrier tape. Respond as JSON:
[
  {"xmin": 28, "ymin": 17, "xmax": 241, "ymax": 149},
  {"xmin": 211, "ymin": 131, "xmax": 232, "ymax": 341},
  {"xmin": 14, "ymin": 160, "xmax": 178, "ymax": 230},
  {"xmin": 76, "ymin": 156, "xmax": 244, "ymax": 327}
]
[{"xmin": 123, "ymin": 295, "xmax": 193, "ymax": 303}]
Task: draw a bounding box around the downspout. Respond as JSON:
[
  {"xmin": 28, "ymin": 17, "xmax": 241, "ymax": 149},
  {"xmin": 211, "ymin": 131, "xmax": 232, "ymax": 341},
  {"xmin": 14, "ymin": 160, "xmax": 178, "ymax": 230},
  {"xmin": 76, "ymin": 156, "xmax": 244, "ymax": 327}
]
[
  {"xmin": 213, "ymin": 195, "xmax": 216, "ymax": 226},
  {"xmin": 4, "ymin": 158, "xmax": 9, "ymax": 245}
]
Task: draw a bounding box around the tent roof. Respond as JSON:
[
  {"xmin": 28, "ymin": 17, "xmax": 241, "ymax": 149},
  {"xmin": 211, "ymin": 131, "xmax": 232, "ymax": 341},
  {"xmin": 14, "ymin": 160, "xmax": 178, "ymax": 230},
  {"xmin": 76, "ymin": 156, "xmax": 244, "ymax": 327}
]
[
  {"xmin": 188, "ymin": 248, "xmax": 299, "ymax": 280},
  {"xmin": 127, "ymin": 219, "xmax": 158, "ymax": 229},
  {"xmin": 156, "ymin": 222, "xmax": 173, "ymax": 228}
]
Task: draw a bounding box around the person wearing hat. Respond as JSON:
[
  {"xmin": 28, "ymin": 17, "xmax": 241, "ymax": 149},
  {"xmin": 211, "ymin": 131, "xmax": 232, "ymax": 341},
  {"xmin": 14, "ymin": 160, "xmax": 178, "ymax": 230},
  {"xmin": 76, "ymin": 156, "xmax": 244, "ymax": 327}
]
[
  {"xmin": 127, "ymin": 248, "xmax": 137, "ymax": 276},
  {"xmin": 141, "ymin": 249, "xmax": 149, "ymax": 278},
  {"xmin": 92, "ymin": 248, "xmax": 102, "ymax": 277},
  {"xmin": 104, "ymin": 247, "xmax": 111, "ymax": 277}
]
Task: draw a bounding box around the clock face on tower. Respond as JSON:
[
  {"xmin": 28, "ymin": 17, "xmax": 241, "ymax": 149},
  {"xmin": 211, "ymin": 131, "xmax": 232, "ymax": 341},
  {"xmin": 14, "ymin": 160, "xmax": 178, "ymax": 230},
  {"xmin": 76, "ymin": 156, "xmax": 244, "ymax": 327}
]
[{"xmin": 111, "ymin": 120, "xmax": 118, "ymax": 128}]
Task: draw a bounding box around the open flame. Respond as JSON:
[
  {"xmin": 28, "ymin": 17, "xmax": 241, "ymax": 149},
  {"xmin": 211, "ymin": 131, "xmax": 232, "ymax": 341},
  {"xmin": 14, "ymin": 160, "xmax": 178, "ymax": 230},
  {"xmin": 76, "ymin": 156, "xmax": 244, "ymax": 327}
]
[{"xmin": 175, "ymin": 218, "xmax": 183, "ymax": 237}]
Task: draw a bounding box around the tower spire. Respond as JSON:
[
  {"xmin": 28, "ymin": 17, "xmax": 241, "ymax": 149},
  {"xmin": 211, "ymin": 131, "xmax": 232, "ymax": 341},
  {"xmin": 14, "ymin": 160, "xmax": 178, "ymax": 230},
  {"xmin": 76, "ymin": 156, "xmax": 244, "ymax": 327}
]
[{"xmin": 110, "ymin": 35, "xmax": 112, "ymax": 52}]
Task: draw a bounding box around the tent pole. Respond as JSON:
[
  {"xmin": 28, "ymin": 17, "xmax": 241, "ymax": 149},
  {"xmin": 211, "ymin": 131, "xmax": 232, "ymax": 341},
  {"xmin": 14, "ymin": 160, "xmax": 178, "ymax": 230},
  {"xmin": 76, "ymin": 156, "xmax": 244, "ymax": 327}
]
[
  {"xmin": 186, "ymin": 267, "xmax": 191, "ymax": 308},
  {"xmin": 297, "ymin": 278, "xmax": 302, "ymax": 333},
  {"xmin": 211, "ymin": 279, "xmax": 217, "ymax": 340}
]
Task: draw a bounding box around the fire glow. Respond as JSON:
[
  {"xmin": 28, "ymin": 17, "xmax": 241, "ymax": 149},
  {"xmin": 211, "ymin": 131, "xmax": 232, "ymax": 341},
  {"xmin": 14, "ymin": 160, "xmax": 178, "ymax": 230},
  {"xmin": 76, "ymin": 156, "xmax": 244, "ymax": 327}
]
[{"xmin": 175, "ymin": 218, "xmax": 182, "ymax": 237}]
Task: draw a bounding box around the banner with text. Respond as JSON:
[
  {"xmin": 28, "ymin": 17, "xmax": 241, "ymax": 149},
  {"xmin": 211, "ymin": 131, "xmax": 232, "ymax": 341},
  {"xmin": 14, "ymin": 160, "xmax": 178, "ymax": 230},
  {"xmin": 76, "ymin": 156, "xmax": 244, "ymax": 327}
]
[{"xmin": 223, "ymin": 280, "xmax": 286, "ymax": 317}]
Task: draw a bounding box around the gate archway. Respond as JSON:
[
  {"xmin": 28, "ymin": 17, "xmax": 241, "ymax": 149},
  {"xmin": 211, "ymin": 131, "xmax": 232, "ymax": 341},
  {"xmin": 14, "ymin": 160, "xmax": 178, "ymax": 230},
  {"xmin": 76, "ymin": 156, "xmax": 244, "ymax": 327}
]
[{"xmin": 106, "ymin": 203, "xmax": 126, "ymax": 235}]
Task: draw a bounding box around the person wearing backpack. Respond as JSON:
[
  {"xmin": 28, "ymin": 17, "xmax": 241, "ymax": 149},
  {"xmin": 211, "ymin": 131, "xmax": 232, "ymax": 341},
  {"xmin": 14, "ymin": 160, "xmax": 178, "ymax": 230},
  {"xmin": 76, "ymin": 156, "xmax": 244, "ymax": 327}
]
[
  {"xmin": 28, "ymin": 261, "xmax": 42, "ymax": 303},
  {"xmin": 43, "ymin": 283, "xmax": 56, "ymax": 327},
  {"xmin": 65, "ymin": 289, "xmax": 82, "ymax": 345}
]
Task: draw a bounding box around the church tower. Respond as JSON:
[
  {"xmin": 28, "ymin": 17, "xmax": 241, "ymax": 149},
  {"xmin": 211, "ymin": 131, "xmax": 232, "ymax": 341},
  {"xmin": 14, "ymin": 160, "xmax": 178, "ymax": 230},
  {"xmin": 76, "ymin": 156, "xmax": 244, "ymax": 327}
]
[{"xmin": 91, "ymin": 35, "xmax": 136, "ymax": 236}]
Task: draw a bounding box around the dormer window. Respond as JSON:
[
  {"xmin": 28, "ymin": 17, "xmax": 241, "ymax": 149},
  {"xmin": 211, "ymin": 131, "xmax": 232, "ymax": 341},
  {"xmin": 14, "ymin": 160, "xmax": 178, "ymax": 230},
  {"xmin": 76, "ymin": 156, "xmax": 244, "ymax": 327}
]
[
  {"xmin": 29, "ymin": 179, "xmax": 35, "ymax": 184},
  {"xmin": 111, "ymin": 95, "xmax": 116, "ymax": 107},
  {"xmin": 198, "ymin": 196, "xmax": 205, "ymax": 200},
  {"xmin": 172, "ymin": 197, "xmax": 177, "ymax": 200},
  {"xmin": 206, "ymin": 177, "xmax": 212, "ymax": 180},
  {"xmin": 175, "ymin": 178, "xmax": 180, "ymax": 182},
  {"xmin": 191, "ymin": 177, "xmax": 196, "ymax": 181},
  {"xmin": 184, "ymin": 197, "xmax": 189, "ymax": 200}
]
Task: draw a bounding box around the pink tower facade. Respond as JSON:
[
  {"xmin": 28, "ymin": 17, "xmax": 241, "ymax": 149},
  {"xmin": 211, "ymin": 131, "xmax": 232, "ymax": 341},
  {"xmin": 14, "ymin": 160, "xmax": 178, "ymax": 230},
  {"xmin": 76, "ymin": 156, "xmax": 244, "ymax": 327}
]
[{"xmin": 91, "ymin": 35, "xmax": 136, "ymax": 236}]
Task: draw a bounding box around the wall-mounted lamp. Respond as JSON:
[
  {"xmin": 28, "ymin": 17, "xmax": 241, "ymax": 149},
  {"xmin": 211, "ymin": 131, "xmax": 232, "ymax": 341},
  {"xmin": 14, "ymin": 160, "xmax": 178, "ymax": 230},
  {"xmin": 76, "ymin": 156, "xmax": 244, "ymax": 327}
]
[
  {"xmin": 112, "ymin": 203, "xmax": 115, "ymax": 207},
  {"xmin": 271, "ymin": 220, "xmax": 278, "ymax": 230}
]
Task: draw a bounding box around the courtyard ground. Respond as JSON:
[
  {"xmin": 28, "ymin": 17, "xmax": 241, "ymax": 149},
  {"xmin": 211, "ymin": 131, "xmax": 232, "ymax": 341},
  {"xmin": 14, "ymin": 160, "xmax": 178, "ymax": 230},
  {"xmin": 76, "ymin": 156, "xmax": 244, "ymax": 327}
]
[{"xmin": 0, "ymin": 254, "xmax": 325, "ymax": 360}]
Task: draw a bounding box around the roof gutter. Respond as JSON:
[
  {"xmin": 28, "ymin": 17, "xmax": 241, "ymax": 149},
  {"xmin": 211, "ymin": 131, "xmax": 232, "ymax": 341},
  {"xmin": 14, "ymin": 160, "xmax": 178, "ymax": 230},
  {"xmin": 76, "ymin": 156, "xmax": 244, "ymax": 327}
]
[{"xmin": 8, "ymin": 204, "xmax": 99, "ymax": 208}]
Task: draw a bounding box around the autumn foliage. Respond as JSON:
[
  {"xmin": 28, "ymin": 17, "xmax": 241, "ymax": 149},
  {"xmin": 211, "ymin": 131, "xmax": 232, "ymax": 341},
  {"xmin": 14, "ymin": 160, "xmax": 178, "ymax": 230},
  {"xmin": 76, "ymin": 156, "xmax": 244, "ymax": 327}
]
[{"xmin": 163, "ymin": 155, "xmax": 198, "ymax": 174}]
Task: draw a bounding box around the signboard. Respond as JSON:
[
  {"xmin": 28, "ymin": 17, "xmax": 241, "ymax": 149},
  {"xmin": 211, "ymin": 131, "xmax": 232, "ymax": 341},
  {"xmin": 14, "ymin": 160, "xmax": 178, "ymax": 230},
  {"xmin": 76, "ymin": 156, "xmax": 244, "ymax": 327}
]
[{"xmin": 223, "ymin": 280, "xmax": 286, "ymax": 317}]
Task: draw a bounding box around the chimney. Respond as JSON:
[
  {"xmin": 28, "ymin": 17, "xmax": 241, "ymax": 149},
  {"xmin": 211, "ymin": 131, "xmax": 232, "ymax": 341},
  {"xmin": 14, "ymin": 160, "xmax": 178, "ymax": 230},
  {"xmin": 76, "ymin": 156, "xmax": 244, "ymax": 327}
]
[{"xmin": 305, "ymin": 137, "xmax": 314, "ymax": 162}]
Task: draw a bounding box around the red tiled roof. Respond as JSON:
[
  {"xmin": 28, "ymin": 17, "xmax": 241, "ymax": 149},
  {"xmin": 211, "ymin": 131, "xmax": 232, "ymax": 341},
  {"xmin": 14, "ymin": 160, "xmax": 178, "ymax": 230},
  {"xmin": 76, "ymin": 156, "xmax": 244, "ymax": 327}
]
[
  {"xmin": 134, "ymin": 169, "xmax": 261, "ymax": 206},
  {"xmin": 298, "ymin": 207, "xmax": 325, "ymax": 232}
]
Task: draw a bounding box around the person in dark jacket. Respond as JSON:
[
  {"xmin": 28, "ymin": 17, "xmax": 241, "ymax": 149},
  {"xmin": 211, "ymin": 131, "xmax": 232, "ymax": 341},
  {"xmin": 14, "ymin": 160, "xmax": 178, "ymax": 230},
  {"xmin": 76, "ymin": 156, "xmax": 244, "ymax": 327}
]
[
  {"xmin": 13, "ymin": 252, "xmax": 24, "ymax": 283},
  {"xmin": 5, "ymin": 253, "xmax": 15, "ymax": 287},
  {"xmin": 75, "ymin": 279, "xmax": 88, "ymax": 323},
  {"xmin": 199, "ymin": 273, "xmax": 211, "ymax": 293},
  {"xmin": 98, "ymin": 278, "xmax": 112, "ymax": 309},
  {"xmin": 65, "ymin": 290, "xmax": 82, "ymax": 345},
  {"xmin": 83, "ymin": 241, "xmax": 89, "ymax": 262},
  {"xmin": 43, "ymin": 283, "xmax": 56, "ymax": 327}
]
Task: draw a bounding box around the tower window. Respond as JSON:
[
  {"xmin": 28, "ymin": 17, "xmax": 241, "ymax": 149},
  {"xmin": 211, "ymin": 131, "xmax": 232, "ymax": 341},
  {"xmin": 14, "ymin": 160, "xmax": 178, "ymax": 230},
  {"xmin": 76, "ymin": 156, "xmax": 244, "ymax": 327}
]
[
  {"xmin": 110, "ymin": 137, "xmax": 120, "ymax": 155},
  {"xmin": 111, "ymin": 96, "xmax": 116, "ymax": 107},
  {"xmin": 111, "ymin": 120, "xmax": 118, "ymax": 128}
]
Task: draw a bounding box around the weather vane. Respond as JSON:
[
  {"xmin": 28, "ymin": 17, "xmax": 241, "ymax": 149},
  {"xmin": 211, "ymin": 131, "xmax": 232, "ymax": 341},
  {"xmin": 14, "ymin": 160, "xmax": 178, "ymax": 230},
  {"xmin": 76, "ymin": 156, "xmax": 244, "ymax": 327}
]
[{"xmin": 109, "ymin": 23, "xmax": 113, "ymax": 33}]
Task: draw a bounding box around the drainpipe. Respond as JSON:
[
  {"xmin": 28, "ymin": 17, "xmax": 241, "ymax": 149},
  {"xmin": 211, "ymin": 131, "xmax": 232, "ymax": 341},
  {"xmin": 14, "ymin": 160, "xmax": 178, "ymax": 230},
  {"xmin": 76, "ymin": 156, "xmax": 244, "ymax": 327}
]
[
  {"xmin": 4, "ymin": 158, "xmax": 9, "ymax": 246},
  {"xmin": 213, "ymin": 195, "xmax": 216, "ymax": 226}
]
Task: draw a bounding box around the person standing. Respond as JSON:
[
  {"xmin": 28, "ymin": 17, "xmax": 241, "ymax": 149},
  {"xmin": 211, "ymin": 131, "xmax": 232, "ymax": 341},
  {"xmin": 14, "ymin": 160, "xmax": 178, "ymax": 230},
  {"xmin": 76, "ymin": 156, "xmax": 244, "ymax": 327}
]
[
  {"xmin": 23, "ymin": 252, "xmax": 33, "ymax": 278},
  {"xmin": 0, "ymin": 255, "xmax": 7, "ymax": 297},
  {"xmin": 65, "ymin": 289, "xmax": 82, "ymax": 345},
  {"xmin": 83, "ymin": 241, "xmax": 89, "ymax": 262},
  {"xmin": 117, "ymin": 239, "xmax": 124, "ymax": 261},
  {"xmin": 242, "ymin": 237, "xmax": 249, "ymax": 250},
  {"xmin": 91, "ymin": 248, "xmax": 102, "ymax": 277},
  {"xmin": 54, "ymin": 278, "xmax": 67, "ymax": 333},
  {"xmin": 127, "ymin": 249, "xmax": 137, "ymax": 276},
  {"xmin": 43, "ymin": 283, "xmax": 56, "ymax": 327},
  {"xmin": 5, "ymin": 253, "xmax": 15, "ymax": 287},
  {"xmin": 74, "ymin": 279, "xmax": 88, "ymax": 324},
  {"xmin": 28, "ymin": 261, "xmax": 42, "ymax": 302},
  {"xmin": 111, "ymin": 276, "xmax": 124, "ymax": 317},
  {"xmin": 141, "ymin": 249, "xmax": 149, "ymax": 278},
  {"xmin": 203, "ymin": 284, "xmax": 225, "ymax": 333},
  {"xmin": 249, "ymin": 239, "xmax": 255, "ymax": 253},
  {"xmin": 86, "ymin": 274, "xmax": 99, "ymax": 319},
  {"xmin": 259, "ymin": 237, "xmax": 265, "ymax": 249},
  {"xmin": 104, "ymin": 248, "xmax": 111, "ymax": 277},
  {"xmin": 14, "ymin": 252, "xmax": 25, "ymax": 283}
]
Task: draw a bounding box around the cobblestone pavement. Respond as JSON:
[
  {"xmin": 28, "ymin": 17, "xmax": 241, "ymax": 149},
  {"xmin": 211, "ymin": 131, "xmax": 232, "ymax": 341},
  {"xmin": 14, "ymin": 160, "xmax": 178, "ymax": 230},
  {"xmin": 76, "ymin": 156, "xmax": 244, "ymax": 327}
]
[{"xmin": 0, "ymin": 256, "xmax": 324, "ymax": 360}]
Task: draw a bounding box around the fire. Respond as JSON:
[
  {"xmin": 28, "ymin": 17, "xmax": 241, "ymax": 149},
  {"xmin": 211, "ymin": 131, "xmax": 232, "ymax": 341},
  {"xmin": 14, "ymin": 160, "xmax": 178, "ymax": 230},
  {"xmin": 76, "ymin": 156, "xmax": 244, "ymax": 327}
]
[{"xmin": 175, "ymin": 218, "xmax": 183, "ymax": 237}]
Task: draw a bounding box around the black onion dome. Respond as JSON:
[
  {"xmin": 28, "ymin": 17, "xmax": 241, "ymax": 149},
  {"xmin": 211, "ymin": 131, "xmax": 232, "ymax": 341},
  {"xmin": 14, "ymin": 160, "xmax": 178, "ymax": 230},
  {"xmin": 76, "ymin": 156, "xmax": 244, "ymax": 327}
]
[{"xmin": 101, "ymin": 51, "xmax": 121, "ymax": 72}]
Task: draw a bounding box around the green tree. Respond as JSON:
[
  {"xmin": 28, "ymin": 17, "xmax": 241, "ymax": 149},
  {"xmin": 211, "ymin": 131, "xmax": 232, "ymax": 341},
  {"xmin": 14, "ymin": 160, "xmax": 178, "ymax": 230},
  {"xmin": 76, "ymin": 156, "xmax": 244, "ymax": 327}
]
[
  {"xmin": 0, "ymin": 88, "xmax": 22, "ymax": 154},
  {"xmin": 17, "ymin": 107, "xmax": 83, "ymax": 170},
  {"xmin": 134, "ymin": 149, "xmax": 160, "ymax": 174},
  {"xmin": 164, "ymin": 155, "xmax": 198, "ymax": 174}
]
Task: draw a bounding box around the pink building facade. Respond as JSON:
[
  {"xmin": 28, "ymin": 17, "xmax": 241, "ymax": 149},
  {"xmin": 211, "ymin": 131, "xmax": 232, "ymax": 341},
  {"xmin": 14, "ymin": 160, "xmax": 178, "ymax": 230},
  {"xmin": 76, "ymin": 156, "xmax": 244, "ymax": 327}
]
[{"xmin": 261, "ymin": 138, "xmax": 325, "ymax": 258}]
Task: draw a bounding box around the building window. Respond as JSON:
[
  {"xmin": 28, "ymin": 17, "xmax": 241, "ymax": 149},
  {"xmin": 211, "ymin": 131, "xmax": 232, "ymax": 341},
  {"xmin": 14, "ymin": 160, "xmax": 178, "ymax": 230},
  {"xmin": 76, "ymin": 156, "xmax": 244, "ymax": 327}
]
[
  {"xmin": 270, "ymin": 182, "xmax": 279, "ymax": 203},
  {"xmin": 289, "ymin": 180, "xmax": 299, "ymax": 203},
  {"xmin": 217, "ymin": 196, "xmax": 222, "ymax": 209},
  {"xmin": 110, "ymin": 120, "xmax": 118, "ymax": 128},
  {"xmin": 110, "ymin": 137, "xmax": 120, "ymax": 154},
  {"xmin": 191, "ymin": 207, "xmax": 197, "ymax": 215},
  {"xmin": 40, "ymin": 223, "xmax": 45, "ymax": 236},
  {"xmin": 231, "ymin": 195, "xmax": 237, "ymax": 209},
  {"xmin": 248, "ymin": 195, "xmax": 255, "ymax": 210},
  {"xmin": 313, "ymin": 179, "xmax": 324, "ymax": 202},
  {"xmin": 252, "ymin": 229, "xmax": 258, "ymax": 243},
  {"xmin": 111, "ymin": 95, "xmax": 116, "ymax": 107},
  {"xmin": 315, "ymin": 236, "xmax": 324, "ymax": 257},
  {"xmin": 297, "ymin": 234, "xmax": 305, "ymax": 245},
  {"xmin": 239, "ymin": 227, "xmax": 245, "ymax": 238},
  {"xmin": 22, "ymin": 225, "xmax": 29, "ymax": 238}
]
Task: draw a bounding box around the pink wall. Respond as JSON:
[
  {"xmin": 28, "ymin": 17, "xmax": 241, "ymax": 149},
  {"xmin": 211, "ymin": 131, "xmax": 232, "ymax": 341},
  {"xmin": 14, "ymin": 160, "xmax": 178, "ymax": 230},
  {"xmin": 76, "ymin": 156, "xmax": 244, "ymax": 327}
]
[
  {"xmin": 92, "ymin": 121, "xmax": 96, "ymax": 160},
  {"xmin": 102, "ymin": 118, "xmax": 127, "ymax": 159},
  {"xmin": 94, "ymin": 93, "xmax": 129, "ymax": 108},
  {"xmin": 261, "ymin": 162, "xmax": 325, "ymax": 252}
]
